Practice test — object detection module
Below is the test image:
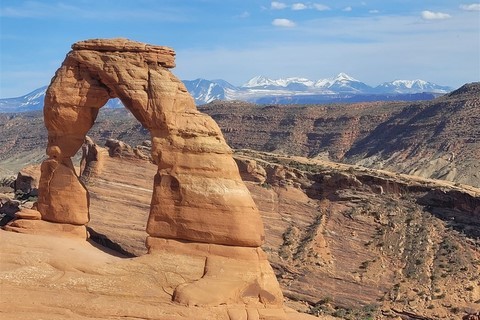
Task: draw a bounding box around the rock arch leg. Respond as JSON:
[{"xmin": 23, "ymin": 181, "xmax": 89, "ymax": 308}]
[{"xmin": 37, "ymin": 56, "xmax": 111, "ymax": 225}]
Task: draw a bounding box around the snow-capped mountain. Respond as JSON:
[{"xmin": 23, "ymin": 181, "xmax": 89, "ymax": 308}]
[
  {"xmin": 0, "ymin": 86, "xmax": 123, "ymax": 112},
  {"xmin": 314, "ymin": 73, "xmax": 357, "ymax": 88},
  {"xmin": 242, "ymin": 75, "xmax": 276, "ymax": 88},
  {"xmin": 183, "ymin": 79, "xmax": 229, "ymax": 104},
  {"xmin": 0, "ymin": 74, "xmax": 453, "ymax": 112},
  {"xmin": 236, "ymin": 73, "xmax": 376, "ymax": 99},
  {"xmin": 375, "ymin": 80, "xmax": 451, "ymax": 94},
  {"xmin": 313, "ymin": 73, "xmax": 373, "ymax": 93},
  {"xmin": 0, "ymin": 86, "xmax": 124, "ymax": 112},
  {"xmin": 242, "ymin": 76, "xmax": 315, "ymax": 90},
  {"xmin": 241, "ymin": 73, "xmax": 372, "ymax": 92},
  {"xmin": 0, "ymin": 86, "xmax": 48, "ymax": 112},
  {"xmin": 236, "ymin": 73, "xmax": 451, "ymax": 102}
]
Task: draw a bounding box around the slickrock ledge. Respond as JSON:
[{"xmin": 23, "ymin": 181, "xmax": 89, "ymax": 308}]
[{"xmin": 0, "ymin": 230, "xmax": 304, "ymax": 320}]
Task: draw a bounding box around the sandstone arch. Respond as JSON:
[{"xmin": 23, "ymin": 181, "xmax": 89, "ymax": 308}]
[
  {"xmin": 36, "ymin": 38, "xmax": 264, "ymax": 247},
  {"xmin": 4, "ymin": 39, "xmax": 285, "ymax": 315}
]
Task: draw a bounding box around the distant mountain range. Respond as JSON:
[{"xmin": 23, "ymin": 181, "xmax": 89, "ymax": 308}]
[
  {"xmin": 0, "ymin": 73, "xmax": 452, "ymax": 112},
  {"xmin": 184, "ymin": 73, "xmax": 451, "ymax": 105}
]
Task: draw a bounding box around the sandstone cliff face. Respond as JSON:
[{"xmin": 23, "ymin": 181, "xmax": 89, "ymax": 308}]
[
  {"xmin": 234, "ymin": 151, "xmax": 480, "ymax": 319},
  {"xmin": 3, "ymin": 139, "xmax": 479, "ymax": 319},
  {"xmin": 93, "ymin": 146, "xmax": 480, "ymax": 318},
  {"xmin": 346, "ymin": 83, "xmax": 480, "ymax": 186},
  {"xmin": 200, "ymin": 101, "xmax": 401, "ymax": 160},
  {"xmin": 63, "ymin": 142, "xmax": 480, "ymax": 318},
  {"xmin": 199, "ymin": 85, "xmax": 480, "ymax": 188}
]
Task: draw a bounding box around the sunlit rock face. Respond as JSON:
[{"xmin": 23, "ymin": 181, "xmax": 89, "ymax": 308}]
[
  {"xmin": 36, "ymin": 38, "xmax": 264, "ymax": 246},
  {"xmin": 2, "ymin": 38, "xmax": 285, "ymax": 317}
]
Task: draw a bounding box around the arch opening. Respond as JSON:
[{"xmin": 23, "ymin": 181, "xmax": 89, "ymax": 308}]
[{"xmin": 78, "ymin": 128, "xmax": 155, "ymax": 257}]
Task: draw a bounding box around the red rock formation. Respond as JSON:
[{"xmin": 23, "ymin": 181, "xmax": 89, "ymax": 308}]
[
  {"xmin": 4, "ymin": 38, "xmax": 284, "ymax": 316},
  {"xmin": 235, "ymin": 157, "xmax": 267, "ymax": 184},
  {"xmin": 35, "ymin": 38, "xmax": 264, "ymax": 247}
]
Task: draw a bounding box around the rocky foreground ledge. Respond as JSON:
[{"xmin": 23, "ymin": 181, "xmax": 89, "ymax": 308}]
[{"xmin": 0, "ymin": 230, "xmax": 324, "ymax": 320}]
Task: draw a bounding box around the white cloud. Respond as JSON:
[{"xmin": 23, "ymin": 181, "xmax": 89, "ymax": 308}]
[
  {"xmin": 236, "ymin": 11, "xmax": 250, "ymax": 18},
  {"xmin": 272, "ymin": 18, "xmax": 296, "ymax": 27},
  {"xmin": 292, "ymin": 3, "xmax": 308, "ymax": 10},
  {"xmin": 343, "ymin": 6, "xmax": 352, "ymax": 12},
  {"xmin": 271, "ymin": 1, "xmax": 287, "ymax": 10},
  {"xmin": 460, "ymin": 4, "xmax": 480, "ymax": 11},
  {"xmin": 175, "ymin": 13, "xmax": 480, "ymax": 89},
  {"xmin": 270, "ymin": 2, "xmax": 331, "ymax": 12},
  {"xmin": 369, "ymin": 9, "xmax": 379, "ymax": 14},
  {"xmin": 312, "ymin": 4, "xmax": 330, "ymax": 11},
  {"xmin": 421, "ymin": 10, "xmax": 451, "ymax": 20}
]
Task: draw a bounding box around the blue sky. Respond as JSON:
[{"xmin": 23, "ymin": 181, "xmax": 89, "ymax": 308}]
[{"xmin": 0, "ymin": 0, "xmax": 479, "ymax": 97}]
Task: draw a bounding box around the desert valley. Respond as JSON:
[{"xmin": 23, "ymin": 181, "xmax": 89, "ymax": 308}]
[{"xmin": 0, "ymin": 38, "xmax": 479, "ymax": 320}]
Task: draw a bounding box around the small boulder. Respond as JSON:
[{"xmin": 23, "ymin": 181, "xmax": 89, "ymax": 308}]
[
  {"xmin": 15, "ymin": 165, "xmax": 40, "ymax": 197},
  {"xmin": 0, "ymin": 197, "xmax": 21, "ymax": 226},
  {"xmin": 234, "ymin": 158, "xmax": 267, "ymax": 184},
  {"xmin": 105, "ymin": 139, "xmax": 136, "ymax": 158},
  {"xmin": 0, "ymin": 198, "xmax": 21, "ymax": 216}
]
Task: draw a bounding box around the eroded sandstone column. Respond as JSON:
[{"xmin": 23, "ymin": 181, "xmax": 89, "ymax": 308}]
[{"xmin": 36, "ymin": 53, "xmax": 111, "ymax": 225}]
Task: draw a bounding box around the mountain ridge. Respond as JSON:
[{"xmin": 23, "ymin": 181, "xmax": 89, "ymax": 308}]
[
  {"xmin": 1, "ymin": 82, "xmax": 478, "ymax": 188},
  {"xmin": 0, "ymin": 73, "xmax": 453, "ymax": 111}
]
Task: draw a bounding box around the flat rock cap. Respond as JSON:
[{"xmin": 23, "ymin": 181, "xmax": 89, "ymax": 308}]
[{"xmin": 71, "ymin": 38, "xmax": 176, "ymax": 68}]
